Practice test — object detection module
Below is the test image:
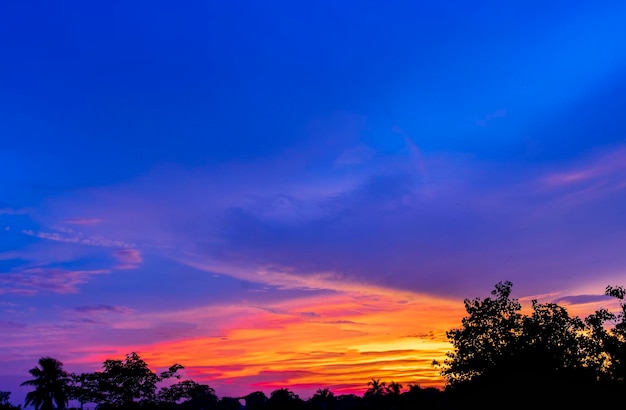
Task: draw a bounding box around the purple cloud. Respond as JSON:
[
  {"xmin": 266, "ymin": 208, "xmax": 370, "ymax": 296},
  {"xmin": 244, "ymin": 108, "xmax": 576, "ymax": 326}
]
[
  {"xmin": 17, "ymin": 143, "xmax": 625, "ymax": 301},
  {"xmin": 0, "ymin": 268, "xmax": 110, "ymax": 294},
  {"xmin": 62, "ymin": 218, "xmax": 103, "ymax": 226},
  {"xmin": 73, "ymin": 304, "xmax": 133, "ymax": 314},
  {"xmin": 20, "ymin": 229, "xmax": 135, "ymax": 248},
  {"xmin": 553, "ymin": 294, "xmax": 613, "ymax": 305},
  {"xmin": 113, "ymin": 248, "xmax": 143, "ymax": 270}
]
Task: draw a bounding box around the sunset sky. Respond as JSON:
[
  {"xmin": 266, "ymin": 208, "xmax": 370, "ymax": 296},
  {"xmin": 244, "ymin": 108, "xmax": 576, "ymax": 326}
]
[{"xmin": 2, "ymin": 0, "xmax": 626, "ymax": 404}]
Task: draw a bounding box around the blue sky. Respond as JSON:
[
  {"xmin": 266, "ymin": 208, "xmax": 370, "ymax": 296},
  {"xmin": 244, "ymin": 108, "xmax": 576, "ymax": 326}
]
[{"xmin": 2, "ymin": 0, "xmax": 626, "ymax": 404}]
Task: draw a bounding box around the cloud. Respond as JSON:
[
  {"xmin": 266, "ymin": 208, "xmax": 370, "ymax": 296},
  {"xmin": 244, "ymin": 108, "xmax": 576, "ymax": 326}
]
[
  {"xmin": 113, "ymin": 248, "xmax": 143, "ymax": 270},
  {"xmin": 103, "ymin": 289, "xmax": 463, "ymax": 398},
  {"xmin": 334, "ymin": 145, "xmax": 375, "ymax": 166},
  {"xmin": 255, "ymin": 306, "xmax": 291, "ymax": 315},
  {"xmin": 543, "ymin": 146, "xmax": 626, "ymax": 188},
  {"xmin": 68, "ymin": 318, "xmax": 105, "ymax": 324},
  {"xmin": 25, "ymin": 141, "xmax": 626, "ymax": 302},
  {"xmin": 62, "ymin": 218, "xmax": 103, "ymax": 226},
  {"xmin": 476, "ymin": 109, "xmax": 507, "ymax": 126},
  {"xmin": 21, "ymin": 229, "xmax": 135, "ymax": 248},
  {"xmin": 0, "ymin": 321, "xmax": 27, "ymax": 329},
  {"xmin": 553, "ymin": 294, "xmax": 613, "ymax": 305},
  {"xmin": 73, "ymin": 304, "xmax": 133, "ymax": 314},
  {"xmin": 0, "ymin": 268, "xmax": 110, "ymax": 294},
  {"xmin": 254, "ymin": 306, "xmax": 323, "ymax": 319},
  {"xmin": 0, "ymin": 207, "xmax": 29, "ymax": 215}
]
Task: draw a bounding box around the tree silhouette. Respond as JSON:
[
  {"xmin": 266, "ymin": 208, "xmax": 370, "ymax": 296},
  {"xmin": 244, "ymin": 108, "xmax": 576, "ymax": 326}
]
[
  {"xmin": 309, "ymin": 388, "xmax": 336, "ymax": 410},
  {"xmin": 440, "ymin": 281, "xmax": 523, "ymax": 386},
  {"xmin": 216, "ymin": 397, "xmax": 241, "ymax": 410},
  {"xmin": 158, "ymin": 379, "xmax": 217, "ymax": 409},
  {"xmin": 385, "ymin": 381, "xmax": 402, "ymax": 395},
  {"xmin": 364, "ymin": 378, "xmax": 386, "ymax": 397},
  {"xmin": 21, "ymin": 357, "xmax": 69, "ymax": 410},
  {"xmin": 439, "ymin": 281, "xmax": 626, "ymax": 406},
  {"xmin": 604, "ymin": 285, "xmax": 626, "ymax": 381},
  {"xmin": 0, "ymin": 391, "xmax": 20, "ymax": 410},
  {"xmin": 243, "ymin": 391, "xmax": 267, "ymax": 410},
  {"xmin": 267, "ymin": 388, "xmax": 304, "ymax": 410},
  {"xmin": 334, "ymin": 394, "xmax": 363, "ymax": 410},
  {"xmin": 67, "ymin": 372, "xmax": 104, "ymax": 409},
  {"xmin": 91, "ymin": 352, "xmax": 162, "ymax": 408}
]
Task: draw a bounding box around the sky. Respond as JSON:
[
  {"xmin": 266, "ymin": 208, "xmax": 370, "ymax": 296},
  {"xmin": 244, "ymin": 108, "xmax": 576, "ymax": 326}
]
[{"xmin": 2, "ymin": 0, "xmax": 626, "ymax": 405}]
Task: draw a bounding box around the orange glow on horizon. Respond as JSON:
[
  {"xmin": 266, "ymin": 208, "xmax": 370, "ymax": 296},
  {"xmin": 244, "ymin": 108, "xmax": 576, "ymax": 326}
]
[{"xmin": 72, "ymin": 287, "xmax": 466, "ymax": 398}]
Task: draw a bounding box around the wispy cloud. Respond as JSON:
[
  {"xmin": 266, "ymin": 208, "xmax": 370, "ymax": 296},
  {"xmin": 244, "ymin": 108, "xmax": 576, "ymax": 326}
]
[
  {"xmin": 62, "ymin": 218, "xmax": 103, "ymax": 226},
  {"xmin": 553, "ymin": 294, "xmax": 613, "ymax": 305},
  {"xmin": 0, "ymin": 207, "xmax": 29, "ymax": 215},
  {"xmin": 21, "ymin": 229, "xmax": 135, "ymax": 248},
  {"xmin": 73, "ymin": 304, "xmax": 133, "ymax": 314},
  {"xmin": 25, "ymin": 142, "xmax": 626, "ymax": 301},
  {"xmin": 0, "ymin": 268, "xmax": 110, "ymax": 294},
  {"xmin": 0, "ymin": 321, "xmax": 27, "ymax": 329},
  {"xmin": 334, "ymin": 145, "xmax": 375, "ymax": 166},
  {"xmin": 476, "ymin": 109, "xmax": 507, "ymax": 126},
  {"xmin": 543, "ymin": 146, "xmax": 626, "ymax": 188}
]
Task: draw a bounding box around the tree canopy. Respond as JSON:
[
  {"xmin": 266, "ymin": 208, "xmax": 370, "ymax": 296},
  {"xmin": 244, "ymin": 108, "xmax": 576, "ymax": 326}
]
[{"xmin": 438, "ymin": 281, "xmax": 626, "ymax": 406}]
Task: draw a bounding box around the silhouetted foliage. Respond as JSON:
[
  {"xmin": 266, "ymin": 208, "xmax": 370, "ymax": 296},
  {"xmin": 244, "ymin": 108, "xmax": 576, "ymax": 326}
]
[
  {"xmin": 158, "ymin": 380, "xmax": 211, "ymax": 403},
  {"xmin": 21, "ymin": 357, "xmax": 70, "ymax": 410},
  {"xmin": 216, "ymin": 397, "xmax": 241, "ymax": 410},
  {"xmin": 334, "ymin": 394, "xmax": 363, "ymax": 410},
  {"xmin": 439, "ymin": 281, "xmax": 626, "ymax": 407},
  {"xmin": 242, "ymin": 391, "xmax": 267, "ymax": 410},
  {"xmin": 64, "ymin": 352, "xmax": 215, "ymax": 410},
  {"xmin": 266, "ymin": 388, "xmax": 304, "ymax": 410},
  {"xmin": 90, "ymin": 352, "xmax": 163, "ymax": 409},
  {"xmin": 385, "ymin": 381, "xmax": 402, "ymax": 396},
  {"xmin": 0, "ymin": 392, "xmax": 20, "ymax": 410},
  {"xmin": 67, "ymin": 371, "xmax": 104, "ymax": 409},
  {"xmin": 364, "ymin": 379, "xmax": 386, "ymax": 398},
  {"xmin": 309, "ymin": 388, "xmax": 336, "ymax": 410}
]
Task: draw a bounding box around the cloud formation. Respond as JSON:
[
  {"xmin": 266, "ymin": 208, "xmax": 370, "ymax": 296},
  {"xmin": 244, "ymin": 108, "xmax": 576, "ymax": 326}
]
[
  {"xmin": 73, "ymin": 304, "xmax": 134, "ymax": 314},
  {"xmin": 0, "ymin": 268, "xmax": 110, "ymax": 295},
  {"xmin": 113, "ymin": 248, "xmax": 143, "ymax": 270},
  {"xmin": 21, "ymin": 229, "xmax": 135, "ymax": 248},
  {"xmin": 62, "ymin": 218, "xmax": 103, "ymax": 226},
  {"xmin": 553, "ymin": 294, "xmax": 614, "ymax": 306}
]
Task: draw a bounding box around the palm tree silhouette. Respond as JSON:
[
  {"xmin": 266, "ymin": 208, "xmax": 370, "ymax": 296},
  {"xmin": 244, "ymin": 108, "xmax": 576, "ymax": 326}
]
[
  {"xmin": 386, "ymin": 381, "xmax": 403, "ymax": 395},
  {"xmin": 21, "ymin": 357, "xmax": 69, "ymax": 410},
  {"xmin": 365, "ymin": 378, "xmax": 386, "ymax": 397}
]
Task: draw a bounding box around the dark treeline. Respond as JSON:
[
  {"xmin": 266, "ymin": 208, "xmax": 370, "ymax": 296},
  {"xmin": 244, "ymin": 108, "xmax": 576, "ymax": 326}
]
[{"xmin": 4, "ymin": 281, "xmax": 626, "ymax": 409}]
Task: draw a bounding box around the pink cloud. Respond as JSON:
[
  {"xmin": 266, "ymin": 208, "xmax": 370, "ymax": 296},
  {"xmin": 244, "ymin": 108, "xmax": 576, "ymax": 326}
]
[
  {"xmin": 543, "ymin": 147, "xmax": 626, "ymax": 187},
  {"xmin": 62, "ymin": 218, "xmax": 103, "ymax": 226},
  {"xmin": 113, "ymin": 248, "xmax": 143, "ymax": 270}
]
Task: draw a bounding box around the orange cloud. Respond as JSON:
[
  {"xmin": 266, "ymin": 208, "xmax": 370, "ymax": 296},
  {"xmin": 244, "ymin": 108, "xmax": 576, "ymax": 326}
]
[{"xmin": 76, "ymin": 288, "xmax": 465, "ymax": 398}]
